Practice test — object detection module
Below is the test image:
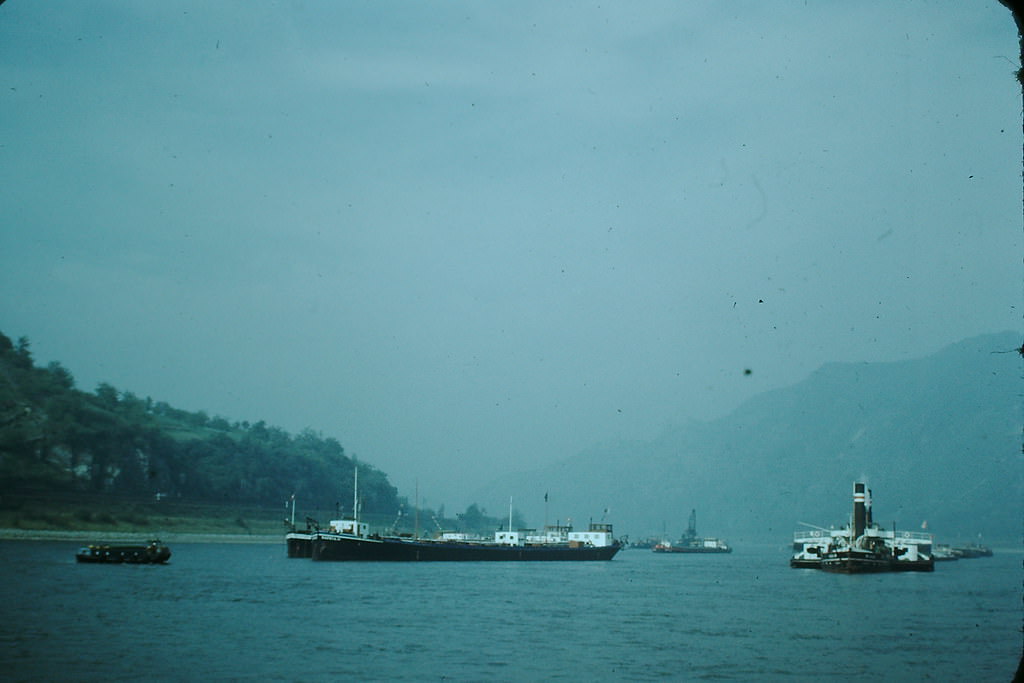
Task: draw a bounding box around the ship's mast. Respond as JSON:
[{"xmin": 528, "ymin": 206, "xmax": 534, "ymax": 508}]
[{"xmin": 353, "ymin": 466, "xmax": 359, "ymax": 523}]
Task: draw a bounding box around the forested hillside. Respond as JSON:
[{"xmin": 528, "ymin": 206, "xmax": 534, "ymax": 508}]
[
  {"xmin": 0, "ymin": 331, "xmax": 524, "ymax": 535},
  {"xmin": 0, "ymin": 331, "xmax": 397, "ymax": 517}
]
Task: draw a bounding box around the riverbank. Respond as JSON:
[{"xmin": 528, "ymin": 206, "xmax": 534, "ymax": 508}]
[
  {"xmin": 0, "ymin": 496, "xmax": 291, "ymax": 540},
  {"xmin": 0, "ymin": 528, "xmax": 281, "ymax": 544}
]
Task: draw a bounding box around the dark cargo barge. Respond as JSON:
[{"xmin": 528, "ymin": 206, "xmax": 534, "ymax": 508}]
[
  {"xmin": 75, "ymin": 540, "xmax": 171, "ymax": 564},
  {"xmin": 290, "ymin": 470, "xmax": 620, "ymax": 562},
  {"xmin": 310, "ymin": 521, "xmax": 620, "ymax": 562}
]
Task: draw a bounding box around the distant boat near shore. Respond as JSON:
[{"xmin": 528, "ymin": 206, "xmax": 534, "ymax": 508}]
[
  {"xmin": 653, "ymin": 509, "xmax": 732, "ymax": 554},
  {"xmin": 75, "ymin": 539, "xmax": 171, "ymax": 564},
  {"xmin": 933, "ymin": 542, "xmax": 994, "ymax": 561}
]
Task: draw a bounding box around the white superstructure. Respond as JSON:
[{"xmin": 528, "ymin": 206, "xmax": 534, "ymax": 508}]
[
  {"xmin": 568, "ymin": 523, "xmax": 615, "ymax": 547},
  {"xmin": 791, "ymin": 482, "xmax": 933, "ymax": 569}
]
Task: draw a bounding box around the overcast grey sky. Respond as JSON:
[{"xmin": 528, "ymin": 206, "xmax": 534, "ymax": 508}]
[{"xmin": 1, "ymin": 2, "xmax": 1020, "ymax": 511}]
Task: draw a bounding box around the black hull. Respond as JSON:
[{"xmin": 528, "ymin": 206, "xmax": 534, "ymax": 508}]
[
  {"xmin": 820, "ymin": 557, "xmax": 894, "ymax": 574},
  {"xmin": 820, "ymin": 551, "xmax": 934, "ymax": 574},
  {"xmin": 311, "ymin": 535, "xmax": 621, "ymax": 561},
  {"xmin": 789, "ymin": 559, "xmax": 821, "ymax": 569},
  {"xmin": 76, "ymin": 544, "xmax": 171, "ymax": 564},
  {"xmin": 891, "ymin": 561, "xmax": 935, "ymax": 572},
  {"xmin": 286, "ymin": 533, "xmax": 314, "ymax": 558}
]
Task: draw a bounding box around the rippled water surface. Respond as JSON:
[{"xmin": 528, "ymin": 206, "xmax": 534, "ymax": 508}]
[{"xmin": 1, "ymin": 541, "xmax": 1019, "ymax": 681}]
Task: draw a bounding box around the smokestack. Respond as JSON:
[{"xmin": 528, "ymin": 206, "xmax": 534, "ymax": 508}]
[
  {"xmin": 853, "ymin": 482, "xmax": 867, "ymax": 538},
  {"xmin": 866, "ymin": 489, "xmax": 873, "ymax": 528}
]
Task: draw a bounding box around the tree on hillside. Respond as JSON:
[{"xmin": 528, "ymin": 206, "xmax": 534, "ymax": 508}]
[{"xmin": 94, "ymin": 383, "xmax": 119, "ymax": 409}]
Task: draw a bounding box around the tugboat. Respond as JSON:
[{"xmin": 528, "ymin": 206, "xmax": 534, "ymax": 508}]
[
  {"xmin": 75, "ymin": 539, "xmax": 171, "ymax": 564},
  {"xmin": 653, "ymin": 509, "xmax": 732, "ymax": 554},
  {"xmin": 792, "ymin": 482, "xmax": 933, "ymax": 573}
]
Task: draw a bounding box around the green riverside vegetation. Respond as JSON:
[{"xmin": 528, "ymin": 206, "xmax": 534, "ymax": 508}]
[{"xmin": 0, "ymin": 332, "xmax": 518, "ymax": 536}]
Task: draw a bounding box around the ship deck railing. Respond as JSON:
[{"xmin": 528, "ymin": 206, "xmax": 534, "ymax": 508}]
[
  {"xmin": 793, "ymin": 529, "xmax": 845, "ymax": 542},
  {"xmin": 793, "ymin": 529, "xmax": 932, "ymax": 544},
  {"xmin": 865, "ymin": 529, "xmax": 933, "ymax": 544}
]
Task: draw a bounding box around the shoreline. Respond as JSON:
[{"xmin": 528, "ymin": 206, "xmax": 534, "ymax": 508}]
[{"xmin": 0, "ymin": 528, "xmax": 282, "ymax": 544}]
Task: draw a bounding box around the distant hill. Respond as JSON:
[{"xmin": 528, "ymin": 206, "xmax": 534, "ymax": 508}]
[
  {"xmin": 473, "ymin": 332, "xmax": 1022, "ymax": 545},
  {"xmin": 0, "ymin": 330, "xmax": 520, "ymax": 535},
  {"xmin": 0, "ymin": 331, "xmax": 399, "ymax": 517}
]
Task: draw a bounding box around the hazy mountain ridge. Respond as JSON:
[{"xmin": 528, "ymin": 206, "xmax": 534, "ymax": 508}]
[{"xmin": 474, "ymin": 332, "xmax": 1022, "ymax": 544}]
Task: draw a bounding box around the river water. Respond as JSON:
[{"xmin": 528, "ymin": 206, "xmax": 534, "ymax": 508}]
[{"xmin": 1, "ymin": 540, "xmax": 1019, "ymax": 681}]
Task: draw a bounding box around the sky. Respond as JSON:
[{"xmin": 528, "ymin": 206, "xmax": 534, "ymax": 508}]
[{"xmin": 1, "ymin": 1, "xmax": 1020, "ymax": 513}]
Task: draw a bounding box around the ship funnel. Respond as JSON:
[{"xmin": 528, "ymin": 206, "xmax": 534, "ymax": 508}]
[
  {"xmin": 866, "ymin": 488, "xmax": 873, "ymax": 528},
  {"xmin": 853, "ymin": 482, "xmax": 867, "ymax": 538}
]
